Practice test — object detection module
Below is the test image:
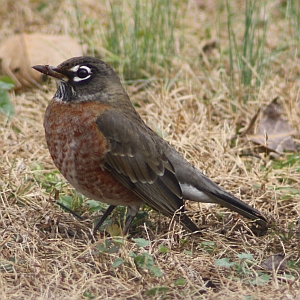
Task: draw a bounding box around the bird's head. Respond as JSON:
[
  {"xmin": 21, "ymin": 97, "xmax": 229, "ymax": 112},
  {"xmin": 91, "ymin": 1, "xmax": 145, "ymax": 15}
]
[{"xmin": 32, "ymin": 56, "xmax": 124, "ymax": 103}]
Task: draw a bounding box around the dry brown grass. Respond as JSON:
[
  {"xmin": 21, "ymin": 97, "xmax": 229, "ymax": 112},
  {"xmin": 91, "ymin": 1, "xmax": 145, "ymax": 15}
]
[{"xmin": 0, "ymin": 0, "xmax": 299, "ymax": 299}]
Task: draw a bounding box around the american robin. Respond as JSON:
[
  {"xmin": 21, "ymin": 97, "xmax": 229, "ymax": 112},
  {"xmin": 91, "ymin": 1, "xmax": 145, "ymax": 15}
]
[{"xmin": 32, "ymin": 56, "xmax": 267, "ymax": 234}]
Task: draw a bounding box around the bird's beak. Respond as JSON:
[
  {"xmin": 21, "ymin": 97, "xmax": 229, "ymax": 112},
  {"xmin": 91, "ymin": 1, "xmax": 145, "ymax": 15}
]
[{"xmin": 32, "ymin": 65, "xmax": 68, "ymax": 81}]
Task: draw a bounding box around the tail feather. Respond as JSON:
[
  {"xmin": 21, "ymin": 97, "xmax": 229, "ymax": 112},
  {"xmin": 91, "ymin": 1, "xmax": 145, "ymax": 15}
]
[
  {"xmin": 169, "ymin": 149, "xmax": 267, "ymax": 228},
  {"xmin": 209, "ymin": 189, "xmax": 266, "ymax": 227}
]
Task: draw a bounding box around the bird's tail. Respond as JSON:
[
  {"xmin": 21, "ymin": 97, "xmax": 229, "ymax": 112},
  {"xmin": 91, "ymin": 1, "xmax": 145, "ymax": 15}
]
[
  {"xmin": 170, "ymin": 150, "xmax": 268, "ymax": 228},
  {"xmin": 207, "ymin": 188, "xmax": 267, "ymax": 228}
]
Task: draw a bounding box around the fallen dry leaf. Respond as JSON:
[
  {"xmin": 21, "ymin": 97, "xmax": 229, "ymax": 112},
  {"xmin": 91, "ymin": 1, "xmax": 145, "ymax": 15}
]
[
  {"xmin": 0, "ymin": 33, "xmax": 86, "ymax": 89},
  {"xmin": 261, "ymin": 254, "xmax": 287, "ymax": 272},
  {"xmin": 248, "ymin": 98, "xmax": 298, "ymax": 154}
]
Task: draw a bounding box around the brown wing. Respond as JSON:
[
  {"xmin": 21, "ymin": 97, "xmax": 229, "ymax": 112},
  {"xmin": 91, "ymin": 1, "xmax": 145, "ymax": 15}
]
[{"xmin": 96, "ymin": 108, "xmax": 184, "ymax": 218}]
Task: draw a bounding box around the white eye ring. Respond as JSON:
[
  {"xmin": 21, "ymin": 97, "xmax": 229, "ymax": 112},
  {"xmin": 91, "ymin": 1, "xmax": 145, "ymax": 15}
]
[{"xmin": 71, "ymin": 65, "xmax": 92, "ymax": 82}]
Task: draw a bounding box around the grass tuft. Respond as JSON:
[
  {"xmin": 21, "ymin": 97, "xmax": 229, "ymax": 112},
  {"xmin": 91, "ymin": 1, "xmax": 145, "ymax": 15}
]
[
  {"xmin": 224, "ymin": 0, "xmax": 268, "ymax": 103},
  {"xmin": 103, "ymin": 0, "xmax": 182, "ymax": 80}
]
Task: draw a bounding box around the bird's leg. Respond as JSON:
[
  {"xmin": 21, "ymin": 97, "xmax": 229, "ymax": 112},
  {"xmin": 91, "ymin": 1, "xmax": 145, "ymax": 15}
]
[
  {"xmin": 123, "ymin": 214, "xmax": 135, "ymax": 235},
  {"xmin": 56, "ymin": 201, "xmax": 85, "ymax": 220},
  {"xmin": 123, "ymin": 205, "xmax": 140, "ymax": 235},
  {"xmin": 93, "ymin": 205, "xmax": 116, "ymax": 234}
]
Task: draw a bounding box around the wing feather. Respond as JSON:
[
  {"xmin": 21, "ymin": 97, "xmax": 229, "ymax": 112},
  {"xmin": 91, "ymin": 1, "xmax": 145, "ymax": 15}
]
[{"xmin": 96, "ymin": 109, "xmax": 183, "ymax": 211}]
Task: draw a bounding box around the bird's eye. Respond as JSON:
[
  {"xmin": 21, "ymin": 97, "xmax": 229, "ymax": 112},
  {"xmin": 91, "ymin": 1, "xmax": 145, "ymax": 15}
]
[
  {"xmin": 77, "ymin": 68, "xmax": 89, "ymax": 78},
  {"xmin": 71, "ymin": 65, "xmax": 92, "ymax": 82}
]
